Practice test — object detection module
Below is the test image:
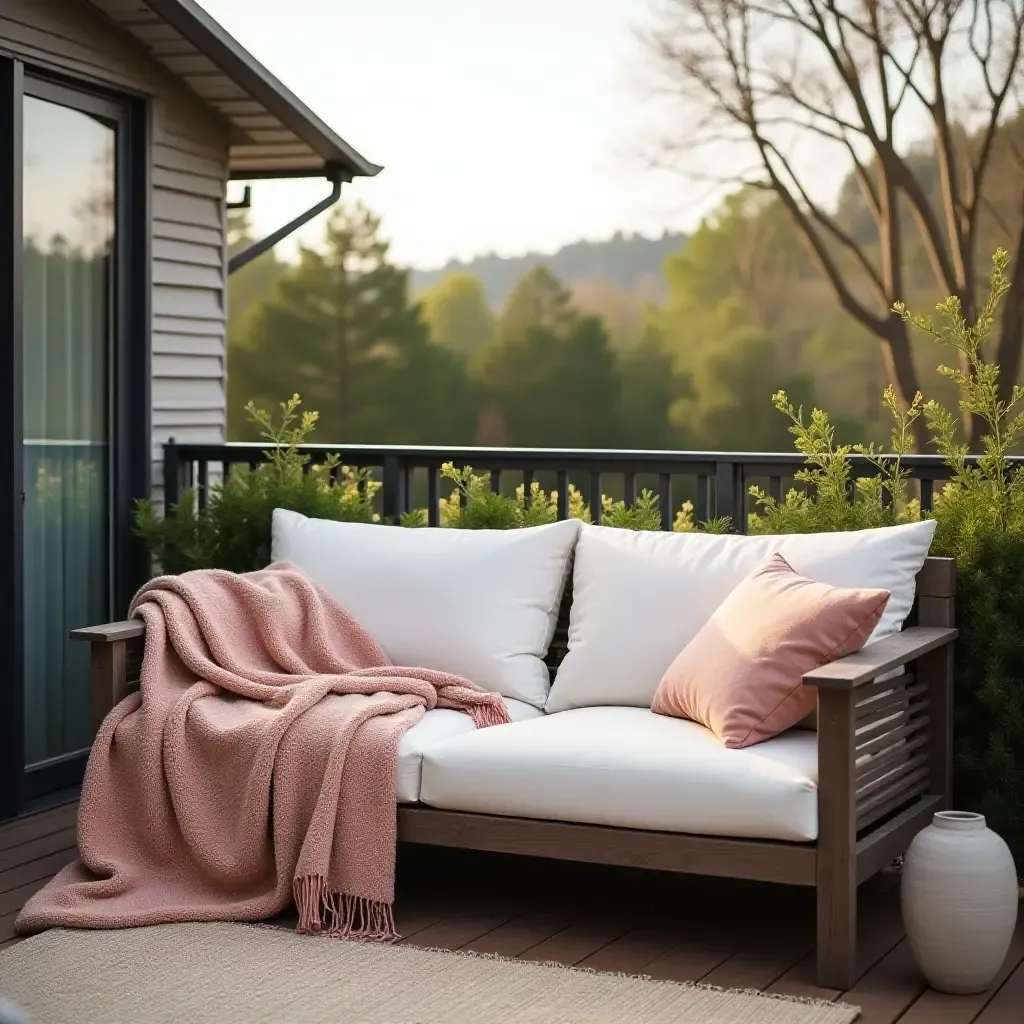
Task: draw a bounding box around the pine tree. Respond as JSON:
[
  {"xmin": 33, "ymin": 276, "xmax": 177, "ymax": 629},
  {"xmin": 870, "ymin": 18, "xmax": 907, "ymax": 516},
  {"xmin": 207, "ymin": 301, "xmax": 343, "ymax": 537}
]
[
  {"xmin": 231, "ymin": 204, "xmax": 472, "ymax": 445},
  {"xmin": 419, "ymin": 272, "xmax": 495, "ymax": 359},
  {"xmin": 474, "ymin": 266, "xmax": 622, "ymax": 448}
]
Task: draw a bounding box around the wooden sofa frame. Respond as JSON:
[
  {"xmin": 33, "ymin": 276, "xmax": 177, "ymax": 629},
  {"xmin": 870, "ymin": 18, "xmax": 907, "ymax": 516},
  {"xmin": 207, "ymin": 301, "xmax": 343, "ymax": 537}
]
[{"xmin": 74, "ymin": 556, "xmax": 956, "ymax": 989}]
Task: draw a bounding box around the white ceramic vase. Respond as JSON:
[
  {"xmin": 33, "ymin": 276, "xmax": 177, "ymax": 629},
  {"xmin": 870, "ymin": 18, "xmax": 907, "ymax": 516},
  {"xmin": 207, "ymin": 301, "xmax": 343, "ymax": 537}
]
[{"xmin": 901, "ymin": 810, "xmax": 1018, "ymax": 994}]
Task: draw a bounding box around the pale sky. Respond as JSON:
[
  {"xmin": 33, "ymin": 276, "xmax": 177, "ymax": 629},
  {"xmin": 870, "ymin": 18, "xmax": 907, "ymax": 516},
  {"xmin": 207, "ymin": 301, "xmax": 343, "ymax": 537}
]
[{"xmin": 197, "ymin": 0, "xmax": 850, "ymax": 270}]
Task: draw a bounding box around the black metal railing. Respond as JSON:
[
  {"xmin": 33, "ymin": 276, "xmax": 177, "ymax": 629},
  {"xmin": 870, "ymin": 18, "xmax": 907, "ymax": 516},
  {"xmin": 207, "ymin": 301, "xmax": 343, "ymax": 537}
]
[{"xmin": 163, "ymin": 441, "xmax": 1024, "ymax": 533}]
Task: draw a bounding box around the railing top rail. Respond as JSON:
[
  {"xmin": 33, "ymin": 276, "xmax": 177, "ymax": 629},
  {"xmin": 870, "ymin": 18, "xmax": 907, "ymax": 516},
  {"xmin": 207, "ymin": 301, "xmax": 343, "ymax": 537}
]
[{"xmin": 162, "ymin": 441, "xmax": 1024, "ymax": 468}]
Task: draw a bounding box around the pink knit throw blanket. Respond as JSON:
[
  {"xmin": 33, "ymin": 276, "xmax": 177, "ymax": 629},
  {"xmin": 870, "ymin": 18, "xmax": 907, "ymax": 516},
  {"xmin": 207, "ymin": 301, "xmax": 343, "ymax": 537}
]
[{"xmin": 16, "ymin": 562, "xmax": 510, "ymax": 941}]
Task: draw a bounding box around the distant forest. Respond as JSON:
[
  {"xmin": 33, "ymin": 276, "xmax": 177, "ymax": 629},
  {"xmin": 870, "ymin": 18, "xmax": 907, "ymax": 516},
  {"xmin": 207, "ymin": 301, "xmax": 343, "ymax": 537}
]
[
  {"xmin": 226, "ymin": 102, "xmax": 1024, "ymax": 457},
  {"xmin": 410, "ymin": 231, "xmax": 687, "ymax": 308}
]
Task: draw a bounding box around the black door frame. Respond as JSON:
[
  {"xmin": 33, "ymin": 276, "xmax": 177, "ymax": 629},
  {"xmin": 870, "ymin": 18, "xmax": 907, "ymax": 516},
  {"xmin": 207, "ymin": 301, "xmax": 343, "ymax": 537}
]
[{"xmin": 0, "ymin": 59, "xmax": 151, "ymax": 816}]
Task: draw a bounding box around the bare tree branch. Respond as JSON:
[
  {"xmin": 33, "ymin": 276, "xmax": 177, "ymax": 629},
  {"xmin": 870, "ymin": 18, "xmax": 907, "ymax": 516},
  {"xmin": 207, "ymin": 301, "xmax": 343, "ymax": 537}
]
[{"xmin": 645, "ymin": 0, "xmax": 1024, "ymax": 444}]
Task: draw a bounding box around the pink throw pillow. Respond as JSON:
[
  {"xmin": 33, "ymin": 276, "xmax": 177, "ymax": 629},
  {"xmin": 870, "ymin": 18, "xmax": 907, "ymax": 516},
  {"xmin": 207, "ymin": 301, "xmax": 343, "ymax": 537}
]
[{"xmin": 651, "ymin": 553, "xmax": 889, "ymax": 748}]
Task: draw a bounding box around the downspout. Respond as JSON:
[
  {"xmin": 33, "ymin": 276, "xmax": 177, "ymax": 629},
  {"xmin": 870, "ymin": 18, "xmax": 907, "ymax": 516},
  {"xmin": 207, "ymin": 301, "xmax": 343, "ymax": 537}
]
[{"xmin": 228, "ymin": 168, "xmax": 344, "ymax": 275}]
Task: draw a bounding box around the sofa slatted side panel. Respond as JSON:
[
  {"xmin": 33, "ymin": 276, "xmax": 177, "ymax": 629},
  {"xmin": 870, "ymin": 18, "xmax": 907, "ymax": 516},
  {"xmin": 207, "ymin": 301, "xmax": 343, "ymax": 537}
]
[{"xmin": 853, "ymin": 675, "xmax": 931, "ymax": 832}]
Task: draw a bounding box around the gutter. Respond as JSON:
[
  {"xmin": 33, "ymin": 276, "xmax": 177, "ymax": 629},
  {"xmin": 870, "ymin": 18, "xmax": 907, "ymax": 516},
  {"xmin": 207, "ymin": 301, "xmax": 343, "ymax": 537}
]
[{"xmin": 228, "ymin": 170, "xmax": 344, "ymax": 275}]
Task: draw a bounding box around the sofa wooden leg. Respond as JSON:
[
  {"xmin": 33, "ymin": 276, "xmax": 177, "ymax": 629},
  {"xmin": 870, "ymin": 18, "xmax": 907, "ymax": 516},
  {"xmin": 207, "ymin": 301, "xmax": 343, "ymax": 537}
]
[{"xmin": 817, "ymin": 873, "xmax": 857, "ymax": 990}]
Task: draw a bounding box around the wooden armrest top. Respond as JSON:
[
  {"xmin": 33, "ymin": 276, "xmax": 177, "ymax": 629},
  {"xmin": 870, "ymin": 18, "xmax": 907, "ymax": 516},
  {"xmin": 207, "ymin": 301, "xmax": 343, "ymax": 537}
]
[
  {"xmin": 70, "ymin": 620, "xmax": 146, "ymax": 643},
  {"xmin": 803, "ymin": 626, "xmax": 957, "ymax": 689}
]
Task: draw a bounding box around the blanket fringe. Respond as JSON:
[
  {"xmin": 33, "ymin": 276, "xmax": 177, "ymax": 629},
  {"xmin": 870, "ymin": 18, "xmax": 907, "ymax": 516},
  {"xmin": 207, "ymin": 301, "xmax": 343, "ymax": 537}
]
[
  {"xmin": 469, "ymin": 701, "xmax": 511, "ymax": 728},
  {"xmin": 294, "ymin": 875, "xmax": 397, "ymax": 942}
]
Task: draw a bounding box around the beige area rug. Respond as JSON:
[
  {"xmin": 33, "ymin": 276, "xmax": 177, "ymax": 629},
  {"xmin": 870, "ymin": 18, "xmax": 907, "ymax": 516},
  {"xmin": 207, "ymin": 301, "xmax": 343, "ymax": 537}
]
[{"xmin": 0, "ymin": 922, "xmax": 860, "ymax": 1024}]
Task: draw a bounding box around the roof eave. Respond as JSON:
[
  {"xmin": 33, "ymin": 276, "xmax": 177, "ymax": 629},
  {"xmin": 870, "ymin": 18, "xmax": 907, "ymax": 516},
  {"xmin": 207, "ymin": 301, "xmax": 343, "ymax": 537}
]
[{"xmin": 146, "ymin": 0, "xmax": 382, "ymax": 180}]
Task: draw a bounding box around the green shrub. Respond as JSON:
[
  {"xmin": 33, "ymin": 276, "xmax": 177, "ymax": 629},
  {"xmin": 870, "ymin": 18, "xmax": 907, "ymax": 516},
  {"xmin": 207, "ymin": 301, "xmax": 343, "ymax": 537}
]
[
  {"xmin": 948, "ymin": 531, "xmax": 1024, "ymax": 862},
  {"xmin": 135, "ymin": 395, "xmax": 377, "ymax": 574},
  {"xmin": 749, "ymin": 249, "xmax": 1024, "ymax": 864},
  {"xmin": 406, "ymin": 462, "xmax": 730, "ymax": 532},
  {"xmin": 748, "ymin": 386, "xmax": 922, "ymax": 534}
]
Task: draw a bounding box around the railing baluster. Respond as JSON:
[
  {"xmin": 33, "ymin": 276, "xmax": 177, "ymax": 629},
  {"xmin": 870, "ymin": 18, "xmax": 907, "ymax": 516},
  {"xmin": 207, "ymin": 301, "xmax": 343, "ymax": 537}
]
[
  {"xmin": 197, "ymin": 460, "xmax": 209, "ymax": 510},
  {"xmin": 715, "ymin": 460, "xmax": 741, "ymax": 529},
  {"xmin": 697, "ymin": 474, "xmax": 709, "ymax": 524},
  {"xmin": 920, "ymin": 478, "xmax": 934, "ymax": 512},
  {"xmin": 659, "ymin": 473, "xmax": 672, "ymax": 531},
  {"xmin": 382, "ymin": 456, "xmax": 409, "ymax": 521},
  {"xmin": 769, "ymin": 475, "xmax": 783, "ymax": 502},
  {"xmin": 588, "ymin": 471, "xmax": 601, "ymax": 523},
  {"xmin": 427, "ymin": 466, "xmax": 440, "ymax": 526},
  {"xmin": 556, "ymin": 470, "xmax": 569, "ymax": 521},
  {"xmin": 163, "ymin": 437, "xmax": 183, "ymax": 512},
  {"xmin": 624, "ymin": 472, "xmax": 636, "ymax": 505},
  {"xmin": 523, "ymin": 469, "xmax": 534, "ymax": 507},
  {"xmin": 490, "ymin": 469, "xmax": 501, "ymax": 493}
]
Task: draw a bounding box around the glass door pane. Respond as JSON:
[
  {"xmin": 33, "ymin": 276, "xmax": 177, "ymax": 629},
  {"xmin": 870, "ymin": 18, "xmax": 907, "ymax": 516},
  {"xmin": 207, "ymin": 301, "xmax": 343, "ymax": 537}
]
[{"xmin": 22, "ymin": 94, "xmax": 114, "ymax": 768}]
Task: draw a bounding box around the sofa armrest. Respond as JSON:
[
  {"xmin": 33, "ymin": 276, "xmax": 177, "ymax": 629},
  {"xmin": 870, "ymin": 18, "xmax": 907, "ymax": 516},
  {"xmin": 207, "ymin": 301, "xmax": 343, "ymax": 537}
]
[
  {"xmin": 802, "ymin": 626, "xmax": 958, "ymax": 689},
  {"xmin": 70, "ymin": 620, "xmax": 146, "ymax": 643},
  {"xmin": 71, "ymin": 620, "xmax": 146, "ymax": 733},
  {"xmin": 811, "ymin": 622, "xmax": 956, "ymax": 883}
]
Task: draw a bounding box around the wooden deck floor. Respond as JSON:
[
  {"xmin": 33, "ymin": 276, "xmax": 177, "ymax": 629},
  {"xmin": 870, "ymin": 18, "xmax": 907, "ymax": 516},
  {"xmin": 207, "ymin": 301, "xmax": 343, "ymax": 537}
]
[{"xmin": 2, "ymin": 801, "xmax": 1021, "ymax": 1022}]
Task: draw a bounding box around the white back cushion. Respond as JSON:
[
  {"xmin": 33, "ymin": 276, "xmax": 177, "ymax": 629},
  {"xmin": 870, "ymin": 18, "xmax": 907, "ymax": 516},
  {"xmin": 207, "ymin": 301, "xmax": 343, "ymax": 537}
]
[
  {"xmin": 272, "ymin": 511, "xmax": 580, "ymax": 707},
  {"xmin": 545, "ymin": 520, "xmax": 937, "ymax": 713}
]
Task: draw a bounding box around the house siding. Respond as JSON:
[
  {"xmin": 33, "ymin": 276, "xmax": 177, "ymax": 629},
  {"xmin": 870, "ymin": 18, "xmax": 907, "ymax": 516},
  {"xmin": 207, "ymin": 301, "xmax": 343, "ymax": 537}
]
[{"xmin": 0, "ymin": 0, "xmax": 230, "ymax": 504}]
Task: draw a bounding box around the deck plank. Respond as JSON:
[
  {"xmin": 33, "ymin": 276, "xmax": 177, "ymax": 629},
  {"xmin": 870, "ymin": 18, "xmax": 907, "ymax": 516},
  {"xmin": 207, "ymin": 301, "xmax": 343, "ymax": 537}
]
[
  {"xmin": 768, "ymin": 879, "xmax": 906, "ymax": 1001},
  {"xmin": 0, "ymin": 828, "xmax": 77, "ymax": 873},
  {"xmin": 400, "ymin": 904, "xmax": 525, "ymax": 950},
  {"xmin": 0, "ymin": 804, "xmax": 77, "ymax": 853},
  {"xmin": 973, "ymin": 960, "xmax": 1024, "ymax": 1023},
  {"xmin": 837, "ymin": 941, "xmax": 927, "ymax": 1024},
  {"xmin": 698, "ymin": 888, "xmax": 813, "ymax": 991},
  {"xmin": 896, "ymin": 925, "xmax": 1024, "ymax": 1024},
  {"xmin": 641, "ymin": 937, "xmax": 738, "ymax": 982},
  {"xmin": 393, "ymin": 902, "xmax": 455, "ymax": 941},
  {"xmin": 577, "ymin": 926, "xmax": 679, "ymax": 974},
  {"xmin": 0, "ymin": 848, "xmax": 76, "ymax": 897},
  {"xmin": 700, "ymin": 932, "xmax": 811, "ymax": 991},
  {"xmin": 0, "ymin": 875, "xmax": 58, "ymax": 917},
  {"xmin": 519, "ymin": 914, "xmax": 630, "ymax": 965},
  {"xmin": 462, "ymin": 909, "xmax": 579, "ymax": 957}
]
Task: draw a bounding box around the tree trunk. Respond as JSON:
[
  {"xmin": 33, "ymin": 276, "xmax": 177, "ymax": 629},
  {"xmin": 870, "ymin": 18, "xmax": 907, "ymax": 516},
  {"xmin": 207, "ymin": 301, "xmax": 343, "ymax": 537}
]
[
  {"xmin": 994, "ymin": 207, "xmax": 1024, "ymax": 408},
  {"xmin": 879, "ymin": 315, "xmax": 930, "ymax": 451}
]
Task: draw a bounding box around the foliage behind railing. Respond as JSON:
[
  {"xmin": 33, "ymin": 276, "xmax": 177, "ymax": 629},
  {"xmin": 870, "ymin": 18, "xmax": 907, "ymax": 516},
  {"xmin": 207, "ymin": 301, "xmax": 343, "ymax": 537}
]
[{"xmin": 162, "ymin": 437, "xmax": 996, "ymax": 534}]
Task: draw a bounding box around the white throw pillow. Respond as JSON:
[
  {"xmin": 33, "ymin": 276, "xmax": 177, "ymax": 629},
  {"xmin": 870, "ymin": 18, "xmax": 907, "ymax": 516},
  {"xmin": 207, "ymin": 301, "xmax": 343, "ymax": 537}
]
[
  {"xmin": 272, "ymin": 510, "xmax": 580, "ymax": 707},
  {"xmin": 545, "ymin": 520, "xmax": 937, "ymax": 714}
]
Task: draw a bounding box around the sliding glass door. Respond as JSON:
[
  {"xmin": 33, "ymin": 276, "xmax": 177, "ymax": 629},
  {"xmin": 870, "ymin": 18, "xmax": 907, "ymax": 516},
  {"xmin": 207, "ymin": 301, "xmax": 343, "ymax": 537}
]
[
  {"xmin": 0, "ymin": 64, "xmax": 149, "ymax": 814},
  {"xmin": 21, "ymin": 86, "xmax": 116, "ymax": 775}
]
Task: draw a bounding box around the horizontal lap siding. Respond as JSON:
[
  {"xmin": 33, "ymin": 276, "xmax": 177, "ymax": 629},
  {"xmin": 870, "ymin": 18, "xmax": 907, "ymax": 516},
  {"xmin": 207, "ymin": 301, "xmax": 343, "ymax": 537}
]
[
  {"xmin": 151, "ymin": 127, "xmax": 227, "ymax": 511},
  {"xmin": 2, "ymin": 0, "xmax": 230, "ymax": 510}
]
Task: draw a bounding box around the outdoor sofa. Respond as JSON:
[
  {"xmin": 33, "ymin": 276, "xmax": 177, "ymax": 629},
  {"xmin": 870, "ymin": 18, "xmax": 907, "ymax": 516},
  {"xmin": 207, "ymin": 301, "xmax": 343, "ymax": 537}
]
[{"xmin": 75, "ymin": 513, "xmax": 955, "ymax": 989}]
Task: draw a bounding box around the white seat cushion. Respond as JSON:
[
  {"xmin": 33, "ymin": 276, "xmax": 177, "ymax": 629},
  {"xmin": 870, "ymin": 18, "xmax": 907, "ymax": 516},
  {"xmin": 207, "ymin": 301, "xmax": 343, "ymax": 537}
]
[
  {"xmin": 420, "ymin": 706, "xmax": 819, "ymax": 842},
  {"xmin": 272, "ymin": 511, "xmax": 579, "ymax": 708},
  {"xmin": 396, "ymin": 698, "xmax": 543, "ymax": 803},
  {"xmin": 546, "ymin": 520, "xmax": 936, "ymax": 713}
]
